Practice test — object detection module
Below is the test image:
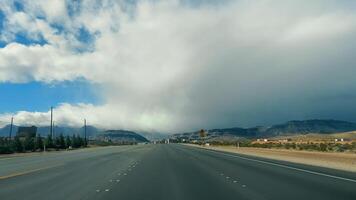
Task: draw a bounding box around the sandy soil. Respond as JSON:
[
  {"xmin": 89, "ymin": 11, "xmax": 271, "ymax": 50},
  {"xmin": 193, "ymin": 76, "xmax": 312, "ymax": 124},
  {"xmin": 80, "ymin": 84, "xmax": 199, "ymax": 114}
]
[{"xmin": 186, "ymin": 144, "xmax": 356, "ymax": 172}]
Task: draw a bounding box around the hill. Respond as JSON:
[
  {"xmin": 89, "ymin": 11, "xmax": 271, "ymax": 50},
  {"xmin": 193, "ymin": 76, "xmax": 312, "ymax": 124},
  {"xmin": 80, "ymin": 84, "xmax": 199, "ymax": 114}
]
[
  {"xmin": 265, "ymin": 120, "xmax": 356, "ymax": 136},
  {"xmin": 171, "ymin": 119, "xmax": 356, "ymax": 141},
  {"xmin": 97, "ymin": 130, "xmax": 149, "ymax": 143},
  {"xmin": 0, "ymin": 124, "xmax": 19, "ymax": 137},
  {"xmin": 271, "ymin": 131, "xmax": 356, "ymax": 141},
  {"xmin": 0, "ymin": 125, "xmax": 100, "ymax": 137},
  {"xmin": 0, "ymin": 124, "xmax": 149, "ymax": 143}
]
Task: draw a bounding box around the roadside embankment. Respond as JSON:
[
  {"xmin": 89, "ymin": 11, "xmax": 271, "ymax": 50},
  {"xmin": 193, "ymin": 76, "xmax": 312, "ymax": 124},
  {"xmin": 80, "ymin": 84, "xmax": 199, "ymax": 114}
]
[{"xmin": 185, "ymin": 144, "xmax": 356, "ymax": 172}]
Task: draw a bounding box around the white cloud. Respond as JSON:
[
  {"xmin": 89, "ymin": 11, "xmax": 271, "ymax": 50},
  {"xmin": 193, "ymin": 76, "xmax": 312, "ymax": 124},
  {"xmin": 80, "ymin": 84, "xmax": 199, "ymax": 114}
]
[{"xmin": 1, "ymin": 0, "xmax": 356, "ymax": 133}]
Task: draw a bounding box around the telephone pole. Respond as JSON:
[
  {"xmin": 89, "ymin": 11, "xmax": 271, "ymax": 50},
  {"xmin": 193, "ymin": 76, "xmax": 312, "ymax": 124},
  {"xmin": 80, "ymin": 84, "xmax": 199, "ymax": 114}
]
[
  {"xmin": 53, "ymin": 121, "xmax": 55, "ymax": 138},
  {"xmin": 9, "ymin": 117, "xmax": 13, "ymax": 139},
  {"xmin": 50, "ymin": 106, "xmax": 53, "ymax": 138},
  {"xmin": 84, "ymin": 119, "xmax": 87, "ymax": 146}
]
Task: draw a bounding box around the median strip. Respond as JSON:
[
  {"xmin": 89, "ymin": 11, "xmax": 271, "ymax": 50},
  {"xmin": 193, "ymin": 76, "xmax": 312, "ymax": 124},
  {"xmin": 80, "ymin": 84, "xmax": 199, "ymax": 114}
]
[{"xmin": 0, "ymin": 164, "xmax": 63, "ymax": 180}]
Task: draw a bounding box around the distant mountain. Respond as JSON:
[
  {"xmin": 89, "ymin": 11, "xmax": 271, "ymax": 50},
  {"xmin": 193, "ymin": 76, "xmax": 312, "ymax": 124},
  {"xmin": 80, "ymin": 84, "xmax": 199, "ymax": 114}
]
[
  {"xmin": 0, "ymin": 124, "xmax": 19, "ymax": 137},
  {"xmin": 265, "ymin": 120, "xmax": 356, "ymax": 135},
  {"xmin": 0, "ymin": 124, "xmax": 149, "ymax": 143},
  {"xmin": 0, "ymin": 125, "xmax": 100, "ymax": 137},
  {"xmin": 171, "ymin": 119, "xmax": 356, "ymax": 140},
  {"xmin": 2, "ymin": 119, "xmax": 355, "ymax": 141},
  {"xmin": 36, "ymin": 125, "xmax": 100, "ymax": 137},
  {"xmin": 98, "ymin": 130, "xmax": 149, "ymax": 142},
  {"xmin": 137, "ymin": 131, "xmax": 167, "ymax": 141}
]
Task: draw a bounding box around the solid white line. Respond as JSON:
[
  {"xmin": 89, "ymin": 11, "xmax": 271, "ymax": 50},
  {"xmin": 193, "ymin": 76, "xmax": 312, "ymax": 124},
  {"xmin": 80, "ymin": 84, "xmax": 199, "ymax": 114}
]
[{"xmin": 201, "ymin": 148, "xmax": 356, "ymax": 183}]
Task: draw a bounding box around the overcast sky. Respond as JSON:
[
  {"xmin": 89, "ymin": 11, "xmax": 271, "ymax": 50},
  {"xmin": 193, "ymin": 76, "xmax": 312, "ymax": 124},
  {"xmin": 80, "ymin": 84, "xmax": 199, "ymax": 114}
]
[{"xmin": 0, "ymin": 0, "xmax": 356, "ymax": 133}]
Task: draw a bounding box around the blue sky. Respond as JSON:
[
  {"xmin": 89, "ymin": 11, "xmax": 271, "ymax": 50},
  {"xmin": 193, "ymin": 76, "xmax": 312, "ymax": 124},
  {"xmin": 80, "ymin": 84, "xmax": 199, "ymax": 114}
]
[
  {"xmin": 0, "ymin": 1, "xmax": 99, "ymax": 113},
  {"xmin": 0, "ymin": 80, "xmax": 101, "ymax": 113}
]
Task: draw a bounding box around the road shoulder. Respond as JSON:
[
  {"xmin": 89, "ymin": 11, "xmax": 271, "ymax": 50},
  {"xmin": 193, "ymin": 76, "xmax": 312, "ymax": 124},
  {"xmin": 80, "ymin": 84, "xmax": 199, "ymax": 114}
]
[{"xmin": 183, "ymin": 144, "xmax": 356, "ymax": 173}]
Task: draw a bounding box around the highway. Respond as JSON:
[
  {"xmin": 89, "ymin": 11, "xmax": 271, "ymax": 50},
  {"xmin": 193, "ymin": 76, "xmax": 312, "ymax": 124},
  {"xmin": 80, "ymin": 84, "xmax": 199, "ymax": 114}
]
[{"xmin": 0, "ymin": 144, "xmax": 355, "ymax": 200}]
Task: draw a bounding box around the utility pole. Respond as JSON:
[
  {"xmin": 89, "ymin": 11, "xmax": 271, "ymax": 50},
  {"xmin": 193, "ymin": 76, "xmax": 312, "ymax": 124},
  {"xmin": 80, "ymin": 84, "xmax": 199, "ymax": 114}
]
[
  {"xmin": 50, "ymin": 106, "xmax": 53, "ymax": 138},
  {"xmin": 84, "ymin": 119, "xmax": 87, "ymax": 146},
  {"xmin": 53, "ymin": 121, "xmax": 55, "ymax": 138},
  {"xmin": 9, "ymin": 117, "xmax": 13, "ymax": 140}
]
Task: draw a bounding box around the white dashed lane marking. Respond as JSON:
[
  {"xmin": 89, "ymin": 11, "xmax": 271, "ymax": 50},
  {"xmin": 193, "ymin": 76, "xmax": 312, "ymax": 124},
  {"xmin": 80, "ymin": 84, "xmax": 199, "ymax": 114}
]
[
  {"xmin": 218, "ymin": 172, "xmax": 247, "ymax": 188},
  {"xmin": 99, "ymin": 161, "xmax": 141, "ymax": 193}
]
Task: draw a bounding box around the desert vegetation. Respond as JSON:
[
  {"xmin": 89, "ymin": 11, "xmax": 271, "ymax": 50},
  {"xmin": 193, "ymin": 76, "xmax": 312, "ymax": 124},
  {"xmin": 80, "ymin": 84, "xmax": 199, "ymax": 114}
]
[{"xmin": 201, "ymin": 140, "xmax": 356, "ymax": 153}]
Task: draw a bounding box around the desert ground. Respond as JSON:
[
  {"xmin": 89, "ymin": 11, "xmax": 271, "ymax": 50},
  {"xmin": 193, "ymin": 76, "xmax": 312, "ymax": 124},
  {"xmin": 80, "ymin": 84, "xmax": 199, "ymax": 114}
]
[{"xmin": 186, "ymin": 144, "xmax": 356, "ymax": 172}]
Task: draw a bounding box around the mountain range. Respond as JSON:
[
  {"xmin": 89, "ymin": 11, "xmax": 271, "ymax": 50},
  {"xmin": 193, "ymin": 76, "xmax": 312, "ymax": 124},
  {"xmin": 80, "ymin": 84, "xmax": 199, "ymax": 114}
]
[
  {"xmin": 0, "ymin": 125, "xmax": 99, "ymax": 137},
  {"xmin": 2, "ymin": 119, "xmax": 356, "ymax": 142},
  {"xmin": 97, "ymin": 130, "xmax": 149, "ymax": 143},
  {"xmin": 171, "ymin": 119, "xmax": 356, "ymax": 140},
  {"xmin": 0, "ymin": 125, "xmax": 149, "ymax": 142}
]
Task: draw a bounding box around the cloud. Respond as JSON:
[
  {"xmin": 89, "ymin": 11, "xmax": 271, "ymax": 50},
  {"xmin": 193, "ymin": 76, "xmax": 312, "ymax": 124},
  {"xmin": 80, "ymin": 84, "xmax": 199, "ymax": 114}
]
[{"xmin": 1, "ymin": 0, "xmax": 356, "ymax": 133}]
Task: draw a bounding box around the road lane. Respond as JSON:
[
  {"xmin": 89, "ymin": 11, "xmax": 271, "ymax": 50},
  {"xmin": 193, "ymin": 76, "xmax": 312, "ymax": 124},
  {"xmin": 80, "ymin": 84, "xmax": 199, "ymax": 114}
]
[
  {"xmin": 100, "ymin": 144, "xmax": 356, "ymax": 200},
  {"xmin": 174, "ymin": 145, "xmax": 356, "ymax": 200},
  {"xmin": 0, "ymin": 145, "xmax": 153, "ymax": 200},
  {"xmin": 0, "ymin": 144, "xmax": 355, "ymax": 200}
]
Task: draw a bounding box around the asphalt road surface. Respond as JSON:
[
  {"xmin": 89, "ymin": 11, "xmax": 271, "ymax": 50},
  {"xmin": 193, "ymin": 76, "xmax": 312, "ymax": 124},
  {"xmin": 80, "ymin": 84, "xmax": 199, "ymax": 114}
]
[{"xmin": 0, "ymin": 144, "xmax": 355, "ymax": 200}]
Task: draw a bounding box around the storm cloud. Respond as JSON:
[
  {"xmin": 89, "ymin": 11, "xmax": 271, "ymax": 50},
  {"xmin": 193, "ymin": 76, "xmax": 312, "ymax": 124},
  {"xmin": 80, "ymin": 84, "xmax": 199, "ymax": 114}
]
[{"xmin": 1, "ymin": 0, "xmax": 356, "ymax": 133}]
